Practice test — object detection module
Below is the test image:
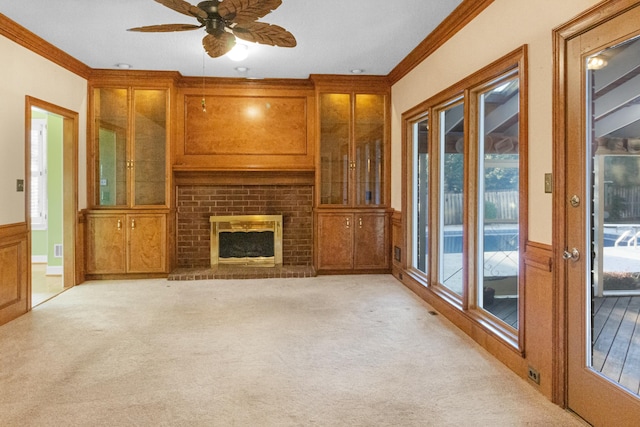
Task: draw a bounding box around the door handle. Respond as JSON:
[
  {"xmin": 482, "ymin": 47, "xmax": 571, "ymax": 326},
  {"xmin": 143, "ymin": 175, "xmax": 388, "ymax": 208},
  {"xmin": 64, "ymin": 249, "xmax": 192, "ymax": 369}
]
[{"xmin": 563, "ymin": 248, "xmax": 580, "ymax": 261}]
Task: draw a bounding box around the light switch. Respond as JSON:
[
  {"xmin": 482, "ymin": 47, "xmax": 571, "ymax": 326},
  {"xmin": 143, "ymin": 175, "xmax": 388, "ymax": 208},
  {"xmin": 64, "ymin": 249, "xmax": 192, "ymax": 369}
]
[
  {"xmin": 16, "ymin": 179, "xmax": 24, "ymax": 192},
  {"xmin": 544, "ymin": 173, "xmax": 553, "ymax": 193}
]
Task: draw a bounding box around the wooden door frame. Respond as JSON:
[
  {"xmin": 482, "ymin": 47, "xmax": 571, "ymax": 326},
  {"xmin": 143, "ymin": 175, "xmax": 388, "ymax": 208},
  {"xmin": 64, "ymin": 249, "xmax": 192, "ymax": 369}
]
[
  {"xmin": 25, "ymin": 96, "xmax": 79, "ymax": 298},
  {"xmin": 552, "ymin": 0, "xmax": 640, "ymax": 407}
]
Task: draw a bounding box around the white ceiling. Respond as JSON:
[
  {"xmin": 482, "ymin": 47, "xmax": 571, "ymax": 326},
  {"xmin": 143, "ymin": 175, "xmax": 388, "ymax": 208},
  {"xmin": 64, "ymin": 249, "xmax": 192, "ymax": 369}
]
[{"xmin": 0, "ymin": 0, "xmax": 463, "ymax": 79}]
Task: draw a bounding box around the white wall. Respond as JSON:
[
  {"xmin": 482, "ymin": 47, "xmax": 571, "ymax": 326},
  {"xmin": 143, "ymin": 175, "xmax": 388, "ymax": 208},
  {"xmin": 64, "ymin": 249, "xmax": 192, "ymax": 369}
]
[
  {"xmin": 0, "ymin": 36, "xmax": 87, "ymax": 225},
  {"xmin": 390, "ymin": 0, "xmax": 599, "ymax": 244}
]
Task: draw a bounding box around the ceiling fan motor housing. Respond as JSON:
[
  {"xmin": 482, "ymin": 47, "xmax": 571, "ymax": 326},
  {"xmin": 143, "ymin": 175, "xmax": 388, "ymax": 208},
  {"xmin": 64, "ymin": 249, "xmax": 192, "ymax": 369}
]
[
  {"xmin": 197, "ymin": 1, "xmax": 227, "ymax": 36},
  {"xmin": 197, "ymin": 1, "xmax": 220, "ymax": 15}
]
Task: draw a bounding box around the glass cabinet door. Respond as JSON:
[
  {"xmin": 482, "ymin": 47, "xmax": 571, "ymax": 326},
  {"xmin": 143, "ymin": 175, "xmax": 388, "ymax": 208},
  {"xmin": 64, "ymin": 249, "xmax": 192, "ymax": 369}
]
[
  {"xmin": 93, "ymin": 87, "xmax": 167, "ymax": 208},
  {"xmin": 133, "ymin": 89, "xmax": 167, "ymax": 206},
  {"xmin": 320, "ymin": 93, "xmax": 351, "ymax": 205},
  {"xmin": 354, "ymin": 94, "xmax": 385, "ymax": 206},
  {"xmin": 319, "ymin": 92, "xmax": 386, "ymax": 207},
  {"xmin": 94, "ymin": 88, "xmax": 128, "ymax": 207}
]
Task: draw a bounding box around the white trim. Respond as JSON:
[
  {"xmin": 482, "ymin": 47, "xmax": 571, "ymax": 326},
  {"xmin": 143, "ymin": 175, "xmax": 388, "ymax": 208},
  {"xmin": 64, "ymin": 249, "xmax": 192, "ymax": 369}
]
[
  {"xmin": 46, "ymin": 266, "xmax": 63, "ymax": 276},
  {"xmin": 32, "ymin": 255, "xmax": 48, "ymax": 263}
]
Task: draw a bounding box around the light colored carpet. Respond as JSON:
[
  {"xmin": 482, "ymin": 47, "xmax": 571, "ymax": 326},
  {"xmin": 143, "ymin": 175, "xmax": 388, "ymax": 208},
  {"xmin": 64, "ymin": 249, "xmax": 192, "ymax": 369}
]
[{"xmin": 0, "ymin": 275, "xmax": 585, "ymax": 426}]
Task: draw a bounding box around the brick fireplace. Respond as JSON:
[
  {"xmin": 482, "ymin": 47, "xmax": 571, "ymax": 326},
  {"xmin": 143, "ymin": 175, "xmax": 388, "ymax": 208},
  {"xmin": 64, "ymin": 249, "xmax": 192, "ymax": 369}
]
[{"xmin": 172, "ymin": 171, "xmax": 314, "ymax": 278}]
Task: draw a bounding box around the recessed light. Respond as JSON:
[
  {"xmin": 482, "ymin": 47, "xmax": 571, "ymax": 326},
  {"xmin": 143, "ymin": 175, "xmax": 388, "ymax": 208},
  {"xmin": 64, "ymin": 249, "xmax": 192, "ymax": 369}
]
[
  {"xmin": 115, "ymin": 63, "xmax": 132, "ymax": 69},
  {"xmin": 350, "ymin": 69, "xmax": 364, "ymax": 74},
  {"xmin": 235, "ymin": 67, "xmax": 249, "ymax": 73}
]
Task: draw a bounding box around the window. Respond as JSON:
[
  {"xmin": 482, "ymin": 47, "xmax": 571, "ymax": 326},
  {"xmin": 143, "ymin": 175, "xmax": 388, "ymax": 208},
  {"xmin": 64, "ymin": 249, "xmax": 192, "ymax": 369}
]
[
  {"xmin": 474, "ymin": 73, "xmax": 521, "ymax": 332},
  {"xmin": 31, "ymin": 119, "xmax": 47, "ymax": 230},
  {"xmin": 403, "ymin": 46, "xmax": 527, "ymax": 350},
  {"xmin": 412, "ymin": 114, "xmax": 429, "ymax": 274},
  {"xmin": 437, "ymin": 99, "xmax": 465, "ymax": 298}
]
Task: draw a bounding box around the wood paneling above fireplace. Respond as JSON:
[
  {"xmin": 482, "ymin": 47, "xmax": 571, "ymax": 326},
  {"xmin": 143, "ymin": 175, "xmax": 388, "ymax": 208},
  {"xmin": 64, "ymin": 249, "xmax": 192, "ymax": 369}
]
[
  {"xmin": 184, "ymin": 95, "xmax": 308, "ymax": 156},
  {"xmin": 174, "ymin": 81, "xmax": 316, "ymax": 171}
]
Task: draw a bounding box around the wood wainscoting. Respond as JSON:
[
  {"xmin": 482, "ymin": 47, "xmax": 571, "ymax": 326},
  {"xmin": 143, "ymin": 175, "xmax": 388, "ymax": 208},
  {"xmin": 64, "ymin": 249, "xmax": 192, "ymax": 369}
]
[
  {"xmin": 522, "ymin": 241, "xmax": 554, "ymax": 399},
  {"xmin": 0, "ymin": 223, "xmax": 29, "ymax": 326}
]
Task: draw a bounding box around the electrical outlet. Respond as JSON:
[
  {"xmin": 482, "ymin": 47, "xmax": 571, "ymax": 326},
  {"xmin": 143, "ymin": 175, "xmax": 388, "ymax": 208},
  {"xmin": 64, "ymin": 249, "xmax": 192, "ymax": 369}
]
[{"xmin": 528, "ymin": 366, "xmax": 540, "ymax": 384}]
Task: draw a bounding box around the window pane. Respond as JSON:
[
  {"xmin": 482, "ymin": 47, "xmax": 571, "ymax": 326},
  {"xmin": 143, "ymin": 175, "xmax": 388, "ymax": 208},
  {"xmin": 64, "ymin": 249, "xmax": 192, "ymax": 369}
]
[
  {"xmin": 439, "ymin": 102, "xmax": 464, "ymax": 295},
  {"xmin": 30, "ymin": 119, "xmax": 47, "ymax": 230},
  {"xmin": 588, "ymin": 36, "xmax": 640, "ymax": 394},
  {"xmin": 413, "ymin": 116, "xmax": 429, "ymax": 274},
  {"xmin": 478, "ymin": 77, "xmax": 520, "ymax": 329}
]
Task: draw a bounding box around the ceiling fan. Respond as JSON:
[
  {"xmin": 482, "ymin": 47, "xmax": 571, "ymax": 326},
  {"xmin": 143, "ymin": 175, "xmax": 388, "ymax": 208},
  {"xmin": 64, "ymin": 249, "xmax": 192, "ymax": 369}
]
[{"xmin": 128, "ymin": 0, "xmax": 296, "ymax": 58}]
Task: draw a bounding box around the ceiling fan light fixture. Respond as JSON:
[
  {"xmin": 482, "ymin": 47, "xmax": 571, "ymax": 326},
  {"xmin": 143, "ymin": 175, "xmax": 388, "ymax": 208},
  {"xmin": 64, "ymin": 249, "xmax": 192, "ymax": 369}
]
[
  {"xmin": 350, "ymin": 69, "xmax": 364, "ymax": 74},
  {"xmin": 116, "ymin": 63, "xmax": 132, "ymax": 69},
  {"xmin": 227, "ymin": 43, "xmax": 249, "ymax": 61}
]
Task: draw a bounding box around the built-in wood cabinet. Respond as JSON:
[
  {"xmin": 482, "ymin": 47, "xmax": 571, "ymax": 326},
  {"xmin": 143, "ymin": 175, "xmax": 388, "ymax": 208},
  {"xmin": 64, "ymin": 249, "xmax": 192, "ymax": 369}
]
[
  {"xmin": 316, "ymin": 211, "xmax": 389, "ymax": 271},
  {"xmin": 311, "ymin": 76, "xmax": 391, "ymax": 273},
  {"xmin": 87, "ymin": 72, "xmax": 176, "ymax": 277},
  {"xmin": 85, "ymin": 211, "xmax": 167, "ymax": 275}
]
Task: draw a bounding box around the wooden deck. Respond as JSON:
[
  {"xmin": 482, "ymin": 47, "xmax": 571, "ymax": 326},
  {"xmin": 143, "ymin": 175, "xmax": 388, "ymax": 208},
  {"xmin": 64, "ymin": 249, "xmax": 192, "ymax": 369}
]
[
  {"xmin": 485, "ymin": 297, "xmax": 519, "ymax": 329},
  {"xmin": 593, "ymin": 296, "xmax": 640, "ymax": 395},
  {"xmin": 482, "ymin": 295, "xmax": 640, "ymax": 396}
]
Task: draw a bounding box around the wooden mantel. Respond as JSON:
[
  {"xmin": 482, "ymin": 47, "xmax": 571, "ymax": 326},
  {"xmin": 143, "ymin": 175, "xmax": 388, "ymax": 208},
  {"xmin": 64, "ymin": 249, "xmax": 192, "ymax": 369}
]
[{"xmin": 173, "ymin": 169, "xmax": 315, "ymax": 186}]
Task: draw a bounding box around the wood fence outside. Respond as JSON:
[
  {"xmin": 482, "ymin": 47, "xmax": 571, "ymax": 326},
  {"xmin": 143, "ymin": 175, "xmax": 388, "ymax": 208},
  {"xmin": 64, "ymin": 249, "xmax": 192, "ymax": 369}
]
[{"xmin": 443, "ymin": 191, "xmax": 518, "ymax": 225}]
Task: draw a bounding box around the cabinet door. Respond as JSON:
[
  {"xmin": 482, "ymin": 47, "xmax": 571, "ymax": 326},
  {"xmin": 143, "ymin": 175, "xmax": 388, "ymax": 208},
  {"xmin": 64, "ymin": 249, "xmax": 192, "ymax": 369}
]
[
  {"xmin": 127, "ymin": 214, "xmax": 167, "ymax": 273},
  {"xmin": 319, "ymin": 94, "xmax": 351, "ymax": 205},
  {"xmin": 354, "ymin": 213, "xmax": 389, "ymax": 269},
  {"xmin": 86, "ymin": 214, "xmax": 126, "ymax": 274},
  {"xmin": 354, "ymin": 94, "xmax": 386, "ymax": 206},
  {"xmin": 317, "ymin": 213, "xmax": 353, "ymax": 270},
  {"xmin": 94, "ymin": 88, "xmax": 128, "ymax": 207},
  {"xmin": 133, "ymin": 89, "xmax": 167, "ymax": 207}
]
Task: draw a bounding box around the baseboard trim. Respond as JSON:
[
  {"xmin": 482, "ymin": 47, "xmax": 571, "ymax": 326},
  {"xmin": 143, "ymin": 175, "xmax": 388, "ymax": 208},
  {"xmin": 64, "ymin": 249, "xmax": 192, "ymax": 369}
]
[{"xmin": 46, "ymin": 266, "xmax": 63, "ymax": 276}]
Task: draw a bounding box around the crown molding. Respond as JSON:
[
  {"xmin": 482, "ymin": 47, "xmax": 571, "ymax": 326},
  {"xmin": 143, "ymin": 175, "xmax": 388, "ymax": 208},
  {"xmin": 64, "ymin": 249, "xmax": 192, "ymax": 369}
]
[
  {"xmin": 0, "ymin": 13, "xmax": 91, "ymax": 79},
  {"xmin": 388, "ymin": 0, "xmax": 494, "ymax": 84}
]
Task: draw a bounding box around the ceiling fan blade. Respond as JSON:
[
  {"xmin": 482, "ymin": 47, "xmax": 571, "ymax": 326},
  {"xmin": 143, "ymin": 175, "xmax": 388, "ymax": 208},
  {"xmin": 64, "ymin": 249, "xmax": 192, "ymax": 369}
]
[
  {"xmin": 219, "ymin": 0, "xmax": 282, "ymax": 25},
  {"xmin": 128, "ymin": 23, "xmax": 204, "ymax": 32},
  {"xmin": 202, "ymin": 32, "xmax": 236, "ymax": 58},
  {"xmin": 154, "ymin": 0, "xmax": 207, "ymax": 19},
  {"xmin": 233, "ymin": 22, "xmax": 296, "ymax": 47}
]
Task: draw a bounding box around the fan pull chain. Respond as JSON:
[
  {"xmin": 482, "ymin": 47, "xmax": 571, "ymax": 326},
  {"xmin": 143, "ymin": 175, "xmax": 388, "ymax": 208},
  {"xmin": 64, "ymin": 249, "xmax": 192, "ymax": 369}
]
[{"xmin": 201, "ymin": 52, "xmax": 207, "ymax": 113}]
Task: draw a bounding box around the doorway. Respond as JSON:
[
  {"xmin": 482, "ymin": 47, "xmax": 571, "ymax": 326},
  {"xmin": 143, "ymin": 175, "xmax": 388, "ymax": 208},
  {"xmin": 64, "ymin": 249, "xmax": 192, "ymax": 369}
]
[
  {"xmin": 555, "ymin": 1, "xmax": 640, "ymax": 425},
  {"xmin": 26, "ymin": 97, "xmax": 78, "ymax": 307}
]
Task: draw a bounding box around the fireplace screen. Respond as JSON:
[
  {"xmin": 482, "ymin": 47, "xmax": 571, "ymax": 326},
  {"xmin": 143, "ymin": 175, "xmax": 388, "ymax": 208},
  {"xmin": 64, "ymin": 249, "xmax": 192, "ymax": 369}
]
[{"xmin": 210, "ymin": 215, "xmax": 283, "ymax": 267}]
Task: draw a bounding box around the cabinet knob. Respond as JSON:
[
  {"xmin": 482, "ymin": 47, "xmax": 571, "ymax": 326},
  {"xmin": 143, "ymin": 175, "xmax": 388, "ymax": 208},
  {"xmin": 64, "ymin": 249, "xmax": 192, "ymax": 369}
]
[
  {"xmin": 358, "ymin": 217, "xmax": 363, "ymax": 228},
  {"xmin": 131, "ymin": 219, "xmax": 136, "ymax": 229},
  {"xmin": 117, "ymin": 219, "xmax": 122, "ymax": 230},
  {"xmin": 345, "ymin": 217, "xmax": 350, "ymax": 229}
]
